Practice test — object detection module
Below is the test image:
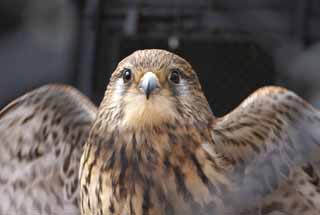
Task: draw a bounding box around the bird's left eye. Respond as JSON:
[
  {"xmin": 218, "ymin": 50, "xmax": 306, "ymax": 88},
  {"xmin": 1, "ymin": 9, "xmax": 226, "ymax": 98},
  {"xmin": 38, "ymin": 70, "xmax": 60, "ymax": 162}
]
[
  {"xmin": 122, "ymin": 68, "xmax": 132, "ymax": 83},
  {"xmin": 169, "ymin": 69, "xmax": 181, "ymax": 84}
]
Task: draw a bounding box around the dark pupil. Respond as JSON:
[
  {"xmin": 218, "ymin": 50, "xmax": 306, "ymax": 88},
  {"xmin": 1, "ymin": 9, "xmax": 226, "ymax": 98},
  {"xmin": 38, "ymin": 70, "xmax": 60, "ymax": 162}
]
[
  {"xmin": 123, "ymin": 69, "xmax": 132, "ymax": 82},
  {"xmin": 170, "ymin": 71, "xmax": 180, "ymax": 83}
]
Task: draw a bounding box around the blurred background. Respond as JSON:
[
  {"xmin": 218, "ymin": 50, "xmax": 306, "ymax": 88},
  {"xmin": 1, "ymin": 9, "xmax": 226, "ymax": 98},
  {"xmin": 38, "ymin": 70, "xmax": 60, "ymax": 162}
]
[{"xmin": 0, "ymin": 0, "xmax": 319, "ymax": 116}]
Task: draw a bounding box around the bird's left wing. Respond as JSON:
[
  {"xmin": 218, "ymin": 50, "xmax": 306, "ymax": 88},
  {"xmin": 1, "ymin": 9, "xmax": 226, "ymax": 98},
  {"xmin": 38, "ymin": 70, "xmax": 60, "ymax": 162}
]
[
  {"xmin": 208, "ymin": 86, "xmax": 320, "ymax": 209},
  {"xmin": 0, "ymin": 85, "xmax": 97, "ymax": 215}
]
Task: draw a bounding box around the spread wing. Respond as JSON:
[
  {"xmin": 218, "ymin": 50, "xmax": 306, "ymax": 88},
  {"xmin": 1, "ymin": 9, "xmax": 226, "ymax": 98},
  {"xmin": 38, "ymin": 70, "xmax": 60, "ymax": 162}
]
[
  {"xmin": 0, "ymin": 85, "xmax": 97, "ymax": 215},
  {"xmin": 208, "ymin": 86, "xmax": 320, "ymax": 211}
]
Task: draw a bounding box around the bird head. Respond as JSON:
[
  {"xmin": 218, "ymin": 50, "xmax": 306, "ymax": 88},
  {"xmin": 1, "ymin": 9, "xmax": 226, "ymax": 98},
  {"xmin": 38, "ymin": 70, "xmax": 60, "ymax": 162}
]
[{"xmin": 100, "ymin": 49, "xmax": 212, "ymax": 129}]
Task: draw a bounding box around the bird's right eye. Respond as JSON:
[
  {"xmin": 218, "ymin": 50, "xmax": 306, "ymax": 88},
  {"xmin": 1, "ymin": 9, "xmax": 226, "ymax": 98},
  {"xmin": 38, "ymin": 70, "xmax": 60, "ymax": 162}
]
[{"xmin": 122, "ymin": 68, "xmax": 132, "ymax": 83}]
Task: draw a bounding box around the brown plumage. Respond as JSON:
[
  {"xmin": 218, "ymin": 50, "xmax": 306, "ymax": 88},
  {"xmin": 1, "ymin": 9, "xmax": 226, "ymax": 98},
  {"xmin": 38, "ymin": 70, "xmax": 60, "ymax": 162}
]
[
  {"xmin": 1, "ymin": 49, "xmax": 320, "ymax": 215},
  {"xmin": 0, "ymin": 85, "xmax": 97, "ymax": 214},
  {"xmin": 79, "ymin": 49, "xmax": 320, "ymax": 215}
]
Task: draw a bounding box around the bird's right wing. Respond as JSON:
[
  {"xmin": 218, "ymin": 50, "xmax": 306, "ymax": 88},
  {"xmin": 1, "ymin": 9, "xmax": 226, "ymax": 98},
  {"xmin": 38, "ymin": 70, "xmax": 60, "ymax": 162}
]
[{"xmin": 0, "ymin": 85, "xmax": 97, "ymax": 215}]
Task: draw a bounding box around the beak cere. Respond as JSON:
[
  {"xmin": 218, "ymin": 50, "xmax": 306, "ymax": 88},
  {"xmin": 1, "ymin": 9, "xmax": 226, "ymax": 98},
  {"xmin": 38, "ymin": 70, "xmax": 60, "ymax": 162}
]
[{"xmin": 139, "ymin": 72, "xmax": 160, "ymax": 99}]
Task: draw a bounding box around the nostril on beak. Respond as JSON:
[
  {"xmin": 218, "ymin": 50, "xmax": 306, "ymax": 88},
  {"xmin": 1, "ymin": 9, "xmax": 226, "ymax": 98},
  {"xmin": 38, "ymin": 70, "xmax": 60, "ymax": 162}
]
[{"xmin": 139, "ymin": 72, "xmax": 160, "ymax": 99}]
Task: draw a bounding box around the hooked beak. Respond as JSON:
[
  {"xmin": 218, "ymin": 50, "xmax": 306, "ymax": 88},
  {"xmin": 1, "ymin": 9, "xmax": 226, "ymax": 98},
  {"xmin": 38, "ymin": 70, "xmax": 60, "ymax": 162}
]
[{"xmin": 139, "ymin": 72, "xmax": 160, "ymax": 99}]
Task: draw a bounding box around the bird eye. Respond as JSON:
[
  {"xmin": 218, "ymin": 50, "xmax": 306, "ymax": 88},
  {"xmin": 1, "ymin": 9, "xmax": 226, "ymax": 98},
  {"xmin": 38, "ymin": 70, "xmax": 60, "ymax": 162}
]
[
  {"xmin": 169, "ymin": 69, "xmax": 181, "ymax": 84},
  {"xmin": 122, "ymin": 68, "xmax": 132, "ymax": 83}
]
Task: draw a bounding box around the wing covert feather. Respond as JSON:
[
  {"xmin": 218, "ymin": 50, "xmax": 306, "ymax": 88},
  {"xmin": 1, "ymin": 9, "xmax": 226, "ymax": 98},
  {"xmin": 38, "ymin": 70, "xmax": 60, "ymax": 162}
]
[
  {"xmin": 209, "ymin": 86, "xmax": 320, "ymax": 210},
  {"xmin": 0, "ymin": 84, "xmax": 97, "ymax": 215}
]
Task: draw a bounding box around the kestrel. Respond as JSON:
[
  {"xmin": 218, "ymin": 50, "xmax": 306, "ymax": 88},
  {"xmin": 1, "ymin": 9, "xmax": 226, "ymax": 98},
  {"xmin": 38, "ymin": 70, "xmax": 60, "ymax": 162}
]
[
  {"xmin": 79, "ymin": 49, "xmax": 320, "ymax": 215},
  {"xmin": 0, "ymin": 49, "xmax": 320, "ymax": 215}
]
